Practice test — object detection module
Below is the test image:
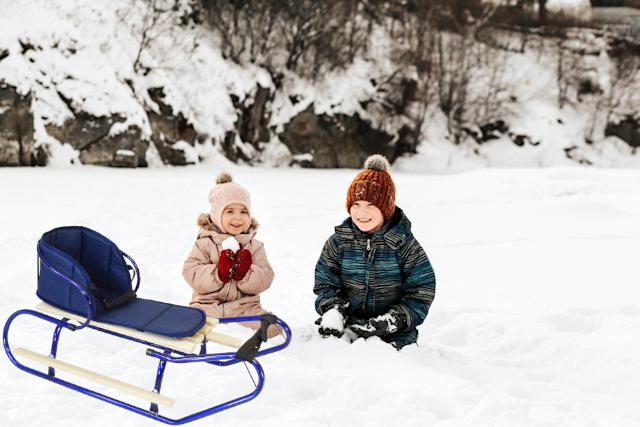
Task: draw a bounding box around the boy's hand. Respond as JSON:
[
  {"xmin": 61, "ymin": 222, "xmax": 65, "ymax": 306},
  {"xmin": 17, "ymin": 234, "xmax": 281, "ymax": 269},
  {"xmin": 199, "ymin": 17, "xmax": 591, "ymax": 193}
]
[
  {"xmin": 318, "ymin": 307, "xmax": 345, "ymax": 338},
  {"xmin": 348, "ymin": 310, "xmax": 406, "ymax": 339},
  {"xmin": 217, "ymin": 249, "xmax": 235, "ymax": 283},
  {"xmin": 232, "ymin": 248, "xmax": 252, "ymax": 281}
]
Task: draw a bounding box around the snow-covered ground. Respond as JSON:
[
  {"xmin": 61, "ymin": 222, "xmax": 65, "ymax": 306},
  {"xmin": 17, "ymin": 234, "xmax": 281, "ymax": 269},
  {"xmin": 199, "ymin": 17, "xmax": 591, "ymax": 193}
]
[{"xmin": 1, "ymin": 164, "xmax": 639, "ymax": 426}]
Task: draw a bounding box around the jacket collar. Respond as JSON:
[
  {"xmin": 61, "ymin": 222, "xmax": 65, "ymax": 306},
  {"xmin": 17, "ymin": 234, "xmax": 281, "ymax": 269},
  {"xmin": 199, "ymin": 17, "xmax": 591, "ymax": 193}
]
[
  {"xmin": 335, "ymin": 207, "xmax": 411, "ymax": 250},
  {"xmin": 196, "ymin": 213, "xmax": 258, "ymax": 245}
]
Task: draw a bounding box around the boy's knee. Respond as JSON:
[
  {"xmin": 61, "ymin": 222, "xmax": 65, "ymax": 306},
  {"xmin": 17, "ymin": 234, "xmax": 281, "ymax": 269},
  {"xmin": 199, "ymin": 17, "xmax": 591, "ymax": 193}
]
[{"xmin": 383, "ymin": 329, "xmax": 418, "ymax": 349}]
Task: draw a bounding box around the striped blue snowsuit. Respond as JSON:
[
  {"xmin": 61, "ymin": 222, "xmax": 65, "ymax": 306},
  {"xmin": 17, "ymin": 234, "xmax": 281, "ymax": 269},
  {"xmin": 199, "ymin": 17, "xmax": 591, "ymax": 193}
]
[{"xmin": 314, "ymin": 207, "xmax": 436, "ymax": 348}]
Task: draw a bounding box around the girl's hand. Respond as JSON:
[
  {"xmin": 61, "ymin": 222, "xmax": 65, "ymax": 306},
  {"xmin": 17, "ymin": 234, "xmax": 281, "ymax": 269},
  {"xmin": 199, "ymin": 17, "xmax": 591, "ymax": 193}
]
[
  {"xmin": 232, "ymin": 249, "xmax": 252, "ymax": 281},
  {"xmin": 217, "ymin": 249, "xmax": 235, "ymax": 283}
]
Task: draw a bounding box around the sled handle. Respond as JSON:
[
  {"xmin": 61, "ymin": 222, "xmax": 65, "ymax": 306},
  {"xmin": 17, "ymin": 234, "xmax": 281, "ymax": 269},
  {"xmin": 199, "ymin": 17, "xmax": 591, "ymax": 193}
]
[
  {"xmin": 235, "ymin": 314, "xmax": 278, "ymax": 362},
  {"xmin": 36, "ymin": 244, "xmax": 93, "ymax": 330}
]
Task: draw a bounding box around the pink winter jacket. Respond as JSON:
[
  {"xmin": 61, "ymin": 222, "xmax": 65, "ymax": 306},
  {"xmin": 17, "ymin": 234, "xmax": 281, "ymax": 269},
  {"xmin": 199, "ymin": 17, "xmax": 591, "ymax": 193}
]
[{"xmin": 182, "ymin": 214, "xmax": 274, "ymax": 319}]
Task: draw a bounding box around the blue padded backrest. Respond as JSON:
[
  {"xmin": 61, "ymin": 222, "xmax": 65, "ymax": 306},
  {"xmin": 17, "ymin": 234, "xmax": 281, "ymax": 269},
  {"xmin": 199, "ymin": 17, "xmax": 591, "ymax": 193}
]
[{"xmin": 37, "ymin": 226, "xmax": 132, "ymax": 318}]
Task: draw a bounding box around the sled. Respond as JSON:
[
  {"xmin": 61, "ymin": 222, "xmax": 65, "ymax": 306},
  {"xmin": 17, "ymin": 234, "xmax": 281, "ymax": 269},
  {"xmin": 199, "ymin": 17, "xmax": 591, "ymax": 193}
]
[{"xmin": 3, "ymin": 226, "xmax": 291, "ymax": 424}]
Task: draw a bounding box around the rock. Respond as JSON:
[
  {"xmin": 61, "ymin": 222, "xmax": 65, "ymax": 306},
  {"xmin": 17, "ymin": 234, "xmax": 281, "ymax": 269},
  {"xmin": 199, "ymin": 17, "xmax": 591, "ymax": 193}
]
[
  {"xmin": 221, "ymin": 131, "xmax": 253, "ymax": 164},
  {"xmin": 147, "ymin": 87, "xmax": 197, "ymax": 166},
  {"xmin": 605, "ymin": 116, "xmax": 640, "ymax": 148},
  {"xmin": 0, "ymin": 141, "xmax": 19, "ymax": 165},
  {"xmin": 279, "ymin": 109, "xmax": 395, "ymax": 168},
  {"xmin": 112, "ymin": 149, "xmax": 138, "ymax": 168},
  {"xmin": 46, "ymin": 111, "xmax": 147, "ymax": 167},
  {"xmin": 0, "ymin": 82, "xmax": 35, "ymax": 166},
  {"xmin": 235, "ymin": 84, "xmax": 271, "ymax": 147},
  {"xmin": 31, "ymin": 144, "xmax": 49, "ymax": 166}
]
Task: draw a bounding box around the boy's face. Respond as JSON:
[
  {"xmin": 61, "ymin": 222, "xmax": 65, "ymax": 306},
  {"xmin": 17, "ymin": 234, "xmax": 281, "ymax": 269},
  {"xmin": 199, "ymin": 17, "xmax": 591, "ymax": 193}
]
[
  {"xmin": 350, "ymin": 200, "xmax": 384, "ymax": 234},
  {"xmin": 221, "ymin": 203, "xmax": 250, "ymax": 235}
]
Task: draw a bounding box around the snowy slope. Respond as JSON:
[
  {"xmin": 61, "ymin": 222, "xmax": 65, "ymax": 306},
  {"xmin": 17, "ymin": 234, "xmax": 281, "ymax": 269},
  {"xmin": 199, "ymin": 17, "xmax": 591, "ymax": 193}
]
[
  {"xmin": 2, "ymin": 0, "xmax": 639, "ymax": 169},
  {"xmin": 1, "ymin": 165, "xmax": 639, "ymax": 426}
]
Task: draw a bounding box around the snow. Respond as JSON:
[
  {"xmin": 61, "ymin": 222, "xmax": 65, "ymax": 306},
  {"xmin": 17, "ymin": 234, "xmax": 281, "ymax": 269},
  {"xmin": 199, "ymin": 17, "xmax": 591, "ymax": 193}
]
[
  {"xmin": 1, "ymin": 165, "xmax": 639, "ymax": 426},
  {"xmin": 115, "ymin": 149, "xmax": 135, "ymax": 157},
  {"xmin": 220, "ymin": 236, "xmax": 240, "ymax": 253},
  {"xmin": 2, "ymin": 0, "xmax": 639, "ymax": 169},
  {"xmin": 0, "ymin": 0, "xmax": 269, "ymax": 155},
  {"xmin": 319, "ymin": 308, "xmax": 345, "ymax": 333}
]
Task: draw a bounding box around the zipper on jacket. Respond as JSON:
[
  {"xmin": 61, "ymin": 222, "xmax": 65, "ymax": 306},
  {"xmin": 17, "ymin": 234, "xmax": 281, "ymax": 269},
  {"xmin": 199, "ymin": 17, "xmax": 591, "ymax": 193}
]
[
  {"xmin": 365, "ymin": 238, "xmax": 372, "ymax": 259},
  {"xmin": 363, "ymin": 238, "xmax": 373, "ymax": 311}
]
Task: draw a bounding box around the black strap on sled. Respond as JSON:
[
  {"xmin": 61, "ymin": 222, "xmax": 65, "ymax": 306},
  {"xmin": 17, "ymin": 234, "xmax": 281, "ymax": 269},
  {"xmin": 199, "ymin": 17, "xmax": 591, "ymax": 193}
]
[
  {"xmin": 234, "ymin": 314, "xmax": 278, "ymax": 362},
  {"xmin": 89, "ymin": 283, "xmax": 137, "ymax": 310}
]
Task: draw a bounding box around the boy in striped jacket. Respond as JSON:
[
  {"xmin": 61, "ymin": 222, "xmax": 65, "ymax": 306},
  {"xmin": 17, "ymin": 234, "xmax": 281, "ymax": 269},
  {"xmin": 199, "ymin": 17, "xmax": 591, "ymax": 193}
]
[{"xmin": 313, "ymin": 155, "xmax": 436, "ymax": 349}]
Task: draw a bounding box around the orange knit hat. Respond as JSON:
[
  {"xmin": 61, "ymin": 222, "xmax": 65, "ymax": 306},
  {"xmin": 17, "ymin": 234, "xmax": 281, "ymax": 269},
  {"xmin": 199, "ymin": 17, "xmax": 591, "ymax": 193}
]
[{"xmin": 346, "ymin": 154, "xmax": 396, "ymax": 220}]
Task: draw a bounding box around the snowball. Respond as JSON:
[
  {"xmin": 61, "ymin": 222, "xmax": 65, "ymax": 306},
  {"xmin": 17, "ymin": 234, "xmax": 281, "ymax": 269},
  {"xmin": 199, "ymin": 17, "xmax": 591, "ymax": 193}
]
[{"xmin": 221, "ymin": 236, "xmax": 240, "ymax": 252}]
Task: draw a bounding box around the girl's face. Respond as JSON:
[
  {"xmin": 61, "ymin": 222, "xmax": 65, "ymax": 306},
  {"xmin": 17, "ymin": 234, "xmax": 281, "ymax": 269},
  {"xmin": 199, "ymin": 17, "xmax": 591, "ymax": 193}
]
[
  {"xmin": 221, "ymin": 203, "xmax": 250, "ymax": 235},
  {"xmin": 350, "ymin": 200, "xmax": 384, "ymax": 234}
]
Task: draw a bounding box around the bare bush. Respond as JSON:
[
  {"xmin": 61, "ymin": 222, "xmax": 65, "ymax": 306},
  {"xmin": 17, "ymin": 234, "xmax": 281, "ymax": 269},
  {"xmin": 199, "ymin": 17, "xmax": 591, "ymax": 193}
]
[
  {"xmin": 199, "ymin": 0, "xmax": 282, "ymax": 66},
  {"xmin": 604, "ymin": 39, "xmax": 640, "ymax": 122},
  {"xmin": 555, "ymin": 39, "xmax": 583, "ymax": 108},
  {"xmin": 383, "ymin": 2, "xmax": 509, "ymax": 144},
  {"xmin": 118, "ymin": 0, "xmax": 199, "ymax": 75},
  {"xmin": 199, "ymin": 0, "xmax": 372, "ymax": 82},
  {"xmin": 585, "ymin": 37, "xmax": 640, "ymax": 142}
]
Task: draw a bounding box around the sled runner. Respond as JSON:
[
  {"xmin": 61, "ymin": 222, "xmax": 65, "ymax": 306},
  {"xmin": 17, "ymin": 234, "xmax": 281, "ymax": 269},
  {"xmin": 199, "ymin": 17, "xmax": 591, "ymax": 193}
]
[{"xmin": 3, "ymin": 226, "xmax": 291, "ymax": 424}]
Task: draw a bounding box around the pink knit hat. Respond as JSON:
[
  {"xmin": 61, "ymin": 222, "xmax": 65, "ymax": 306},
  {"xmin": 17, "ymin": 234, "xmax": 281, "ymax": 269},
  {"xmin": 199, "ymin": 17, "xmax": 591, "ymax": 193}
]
[{"xmin": 208, "ymin": 172, "xmax": 251, "ymax": 229}]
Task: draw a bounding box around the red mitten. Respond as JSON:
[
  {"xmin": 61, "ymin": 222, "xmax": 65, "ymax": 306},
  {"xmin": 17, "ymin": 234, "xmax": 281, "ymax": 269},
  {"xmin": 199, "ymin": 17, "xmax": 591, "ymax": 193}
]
[
  {"xmin": 232, "ymin": 248, "xmax": 252, "ymax": 281},
  {"xmin": 217, "ymin": 249, "xmax": 235, "ymax": 283}
]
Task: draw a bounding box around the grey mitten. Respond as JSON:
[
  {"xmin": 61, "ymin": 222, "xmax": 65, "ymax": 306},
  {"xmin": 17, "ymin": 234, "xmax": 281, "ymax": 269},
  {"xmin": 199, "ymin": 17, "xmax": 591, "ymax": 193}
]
[
  {"xmin": 318, "ymin": 308, "xmax": 345, "ymax": 337},
  {"xmin": 317, "ymin": 301, "xmax": 350, "ymax": 338},
  {"xmin": 348, "ymin": 309, "xmax": 407, "ymax": 339}
]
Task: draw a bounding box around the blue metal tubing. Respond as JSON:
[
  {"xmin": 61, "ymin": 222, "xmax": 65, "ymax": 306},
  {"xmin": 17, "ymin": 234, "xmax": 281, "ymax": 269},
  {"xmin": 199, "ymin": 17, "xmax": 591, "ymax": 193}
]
[
  {"xmin": 4, "ymin": 310, "xmax": 76, "ymax": 370},
  {"xmin": 150, "ymin": 349, "xmax": 173, "ymax": 415},
  {"xmin": 148, "ymin": 316, "xmax": 292, "ymax": 367},
  {"xmin": 4, "ymin": 309, "xmax": 267, "ymax": 425},
  {"xmin": 35, "ymin": 310, "xmax": 292, "ymax": 367},
  {"xmin": 121, "ymin": 251, "xmax": 140, "ymax": 292},
  {"xmin": 36, "ymin": 244, "xmax": 93, "ymax": 329},
  {"xmin": 48, "ymin": 320, "xmax": 67, "ymax": 376}
]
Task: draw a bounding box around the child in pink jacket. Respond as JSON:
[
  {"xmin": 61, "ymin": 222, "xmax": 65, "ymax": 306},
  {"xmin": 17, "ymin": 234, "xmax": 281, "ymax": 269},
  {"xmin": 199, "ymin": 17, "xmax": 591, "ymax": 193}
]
[{"xmin": 182, "ymin": 172, "xmax": 280, "ymax": 338}]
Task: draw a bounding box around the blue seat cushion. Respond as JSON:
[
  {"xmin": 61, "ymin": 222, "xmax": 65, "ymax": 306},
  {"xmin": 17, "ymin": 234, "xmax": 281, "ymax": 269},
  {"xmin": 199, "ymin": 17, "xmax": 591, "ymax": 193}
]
[
  {"xmin": 37, "ymin": 226, "xmax": 206, "ymax": 338},
  {"xmin": 95, "ymin": 298, "xmax": 206, "ymax": 338}
]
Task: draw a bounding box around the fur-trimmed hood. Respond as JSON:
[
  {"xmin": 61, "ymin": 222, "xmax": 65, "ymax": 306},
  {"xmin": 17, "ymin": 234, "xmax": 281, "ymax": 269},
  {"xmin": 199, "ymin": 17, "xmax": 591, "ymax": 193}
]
[{"xmin": 196, "ymin": 213, "xmax": 259, "ymax": 246}]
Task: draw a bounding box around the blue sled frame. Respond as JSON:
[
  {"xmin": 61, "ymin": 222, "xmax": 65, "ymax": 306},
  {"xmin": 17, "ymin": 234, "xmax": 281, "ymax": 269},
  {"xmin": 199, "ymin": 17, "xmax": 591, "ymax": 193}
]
[{"xmin": 3, "ymin": 247, "xmax": 292, "ymax": 425}]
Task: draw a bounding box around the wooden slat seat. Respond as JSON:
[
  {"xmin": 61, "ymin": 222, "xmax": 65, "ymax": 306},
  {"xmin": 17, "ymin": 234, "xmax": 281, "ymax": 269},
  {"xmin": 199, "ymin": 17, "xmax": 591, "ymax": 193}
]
[
  {"xmin": 36, "ymin": 302, "xmax": 245, "ymax": 351},
  {"xmin": 36, "ymin": 303, "xmax": 198, "ymax": 353},
  {"xmin": 206, "ymin": 331, "xmax": 243, "ymax": 349}
]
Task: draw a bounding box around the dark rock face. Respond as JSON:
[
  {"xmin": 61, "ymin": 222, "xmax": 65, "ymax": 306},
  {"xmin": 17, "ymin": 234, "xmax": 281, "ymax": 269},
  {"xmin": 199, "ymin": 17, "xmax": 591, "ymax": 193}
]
[
  {"xmin": 236, "ymin": 84, "xmax": 271, "ymax": 147},
  {"xmin": 279, "ymin": 109, "xmax": 395, "ymax": 168},
  {"xmin": 147, "ymin": 87, "xmax": 197, "ymax": 166},
  {"xmin": 45, "ymin": 111, "xmax": 147, "ymax": 167},
  {"xmin": 0, "ymin": 83, "xmax": 35, "ymax": 166},
  {"xmin": 605, "ymin": 116, "xmax": 640, "ymax": 148},
  {"xmin": 463, "ymin": 120, "xmax": 540, "ymax": 147},
  {"xmin": 221, "ymin": 86, "xmax": 272, "ymax": 163}
]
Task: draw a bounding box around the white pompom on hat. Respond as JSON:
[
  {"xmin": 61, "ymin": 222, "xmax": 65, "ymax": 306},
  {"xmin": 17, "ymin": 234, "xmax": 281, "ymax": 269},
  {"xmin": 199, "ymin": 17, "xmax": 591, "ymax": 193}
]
[{"xmin": 208, "ymin": 172, "xmax": 251, "ymax": 230}]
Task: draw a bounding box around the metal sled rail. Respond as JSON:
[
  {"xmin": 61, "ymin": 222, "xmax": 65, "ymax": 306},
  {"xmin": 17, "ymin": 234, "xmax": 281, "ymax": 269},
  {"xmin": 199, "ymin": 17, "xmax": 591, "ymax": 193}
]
[{"xmin": 4, "ymin": 307, "xmax": 292, "ymax": 424}]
